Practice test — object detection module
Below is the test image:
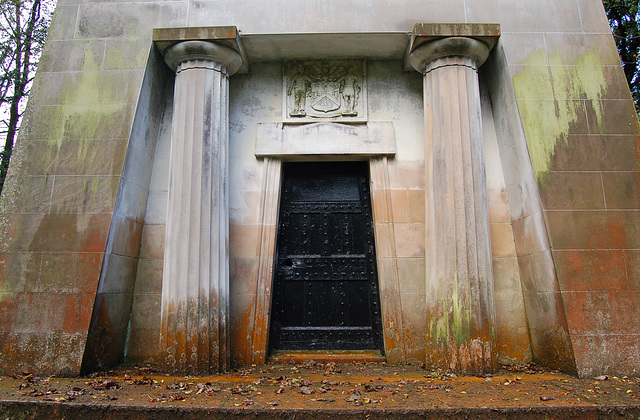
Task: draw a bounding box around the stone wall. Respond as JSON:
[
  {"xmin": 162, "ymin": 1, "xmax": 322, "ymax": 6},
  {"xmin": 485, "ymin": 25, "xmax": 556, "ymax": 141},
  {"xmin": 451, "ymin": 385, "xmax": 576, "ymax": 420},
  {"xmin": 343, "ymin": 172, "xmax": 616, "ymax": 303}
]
[{"xmin": 0, "ymin": 0, "xmax": 637, "ymax": 377}]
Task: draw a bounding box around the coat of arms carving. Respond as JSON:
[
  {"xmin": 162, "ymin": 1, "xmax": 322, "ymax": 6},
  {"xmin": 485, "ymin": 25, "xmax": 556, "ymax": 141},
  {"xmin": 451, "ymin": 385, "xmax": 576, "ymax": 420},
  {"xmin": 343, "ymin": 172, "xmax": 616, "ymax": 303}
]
[{"xmin": 284, "ymin": 60, "xmax": 367, "ymax": 123}]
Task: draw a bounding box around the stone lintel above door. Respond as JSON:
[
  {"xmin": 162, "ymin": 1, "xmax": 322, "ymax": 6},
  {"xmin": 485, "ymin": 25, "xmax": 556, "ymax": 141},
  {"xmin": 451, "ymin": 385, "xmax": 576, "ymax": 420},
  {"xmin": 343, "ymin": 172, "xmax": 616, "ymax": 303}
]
[{"xmin": 254, "ymin": 122, "xmax": 396, "ymax": 158}]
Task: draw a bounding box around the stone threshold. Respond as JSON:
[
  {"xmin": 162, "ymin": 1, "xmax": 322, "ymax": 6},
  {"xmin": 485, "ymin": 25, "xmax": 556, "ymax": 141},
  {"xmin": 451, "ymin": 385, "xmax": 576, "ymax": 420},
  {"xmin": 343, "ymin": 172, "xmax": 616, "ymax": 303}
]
[{"xmin": 268, "ymin": 350, "xmax": 386, "ymax": 364}]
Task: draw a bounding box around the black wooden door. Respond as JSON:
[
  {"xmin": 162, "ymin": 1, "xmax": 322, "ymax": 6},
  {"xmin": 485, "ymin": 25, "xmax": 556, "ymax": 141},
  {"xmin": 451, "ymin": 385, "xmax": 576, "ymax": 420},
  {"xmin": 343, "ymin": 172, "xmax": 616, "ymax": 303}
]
[{"xmin": 269, "ymin": 162, "xmax": 383, "ymax": 351}]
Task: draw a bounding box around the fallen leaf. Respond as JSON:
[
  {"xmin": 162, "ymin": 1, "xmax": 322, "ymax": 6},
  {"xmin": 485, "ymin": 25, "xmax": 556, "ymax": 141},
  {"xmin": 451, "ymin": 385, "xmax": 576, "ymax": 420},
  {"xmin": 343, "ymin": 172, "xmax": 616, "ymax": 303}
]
[{"xmin": 299, "ymin": 386, "xmax": 313, "ymax": 395}]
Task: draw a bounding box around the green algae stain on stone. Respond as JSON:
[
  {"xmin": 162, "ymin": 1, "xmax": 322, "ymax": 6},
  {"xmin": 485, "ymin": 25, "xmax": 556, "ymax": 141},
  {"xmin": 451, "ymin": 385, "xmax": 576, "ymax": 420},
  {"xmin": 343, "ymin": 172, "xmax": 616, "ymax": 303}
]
[
  {"xmin": 512, "ymin": 49, "xmax": 608, "ymax": 183},
  {"xmin": 20, "ymin": 106, "xmax": 65, "ymax": 147},
  {"xmin": 429, "ymin": 296, "xmax": 450, "ymax": 349},
  {"xmin": 61, "ymin": 72, "xmax": 101, "ymax": 106},
  {"xmin": 429, "ymin": 302, "xmax": 448, "ymax": 348},
  {"xmin": 89, "ymin": 178, "xmax": 100, "ymax": 203},
  {"xmin": 77, "ymin": 177, "xmax": 103, "ymax": 212},
  {"xmin": 82, "ymin": 44, "xmax": 102, "ymax": 72},
  {"xmin": 105, "ymin": 39, "xmax": 150, "ymax": 70},
  {"xmin": 512, "ymin": 50, "xmax": 554, "ymax": 100},
  {"xmin": 77, "ymin": 139, "xmax": 100, "ymax": 172},
  {"xmin": 429, "ymin": 280, "xmax": 472, "ymax": 348},
  {"xmin": 59, "ymin": 45, "xmax": 104, "ymax": 106},
  {"xmin": 62, "ymin": 104, "xmax": 127, "ymax": 141},
  {"xmin": 451, "ymin": 284, "xmax": 471, "ymax": 346}
]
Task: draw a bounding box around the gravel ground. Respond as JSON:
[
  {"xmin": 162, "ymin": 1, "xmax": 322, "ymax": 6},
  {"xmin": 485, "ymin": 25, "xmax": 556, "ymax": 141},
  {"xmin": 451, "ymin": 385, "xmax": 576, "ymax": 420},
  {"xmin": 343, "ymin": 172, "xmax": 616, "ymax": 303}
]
[{"xmin": 0, "ymin": 361, "xmax": 638, "ymax": 419}]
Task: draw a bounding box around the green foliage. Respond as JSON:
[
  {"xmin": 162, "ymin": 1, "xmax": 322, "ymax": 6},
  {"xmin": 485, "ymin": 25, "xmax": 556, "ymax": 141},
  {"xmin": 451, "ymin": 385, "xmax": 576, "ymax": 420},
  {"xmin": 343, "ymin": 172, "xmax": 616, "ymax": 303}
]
[
  {"xmin": 603, "ymin": 0, "xmax": 640, "ymax": 112},
  {"xmin": 0, "ymin": 0, "xmax": 54, "ymax": 194}
]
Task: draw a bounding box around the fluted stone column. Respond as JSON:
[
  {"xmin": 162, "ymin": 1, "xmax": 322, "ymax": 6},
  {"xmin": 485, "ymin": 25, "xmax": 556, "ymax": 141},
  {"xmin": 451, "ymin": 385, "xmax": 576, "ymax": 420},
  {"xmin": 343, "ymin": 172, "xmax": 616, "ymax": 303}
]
[
  {"xmin": 160, "ymin": 40, "xmax": 242, "ymax": 374},
  {"xmin": 411, "ymin": 37, "xmax": 497, "ymax": 374}
]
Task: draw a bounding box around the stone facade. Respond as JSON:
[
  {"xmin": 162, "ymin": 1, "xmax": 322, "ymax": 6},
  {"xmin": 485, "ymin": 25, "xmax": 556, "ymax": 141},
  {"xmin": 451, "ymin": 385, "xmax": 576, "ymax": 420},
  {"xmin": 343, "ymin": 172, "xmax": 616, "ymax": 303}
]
[{"xmin": 0, "ymin": 0, "xmax": 637, "ymax": 378}]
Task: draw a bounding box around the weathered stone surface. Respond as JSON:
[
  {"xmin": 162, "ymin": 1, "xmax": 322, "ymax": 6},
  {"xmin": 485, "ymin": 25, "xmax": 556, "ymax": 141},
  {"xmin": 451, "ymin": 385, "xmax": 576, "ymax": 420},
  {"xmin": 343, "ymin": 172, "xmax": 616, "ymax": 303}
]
[
  {"xmin": 245, "ymin": 157, "xmax": 279, "ymax": 365},
  {"xmin": 255, "ymin": 123, "xmax": 396, "ymax": 157},
  {"xmin": 466, "ymin": 0, "xmax": 583, "ymax": 32},
  {"xmin": 546, "ymin": 211, "xmax": 640, "ymax": 250},
  {"xmin": 555, "ymin": 250, "xmax": 628, "ymax": 292},
  {"xmin": 411, "ymin": 32, "xmax": 498, "ymax": 375},
  {"xmin": 80, "ymin": 46, "xmax": 171, "ymax": 374},
  {"xmin": 538, "ymin": 172, "xmax": 605, "ymax": 210},
  {"xmin": 481, "ymin": 45, "xmax": 577, "ymax": 374},
  {"xmin": 0, "ymin": 0, "xmax": 637, "ymax": 379},
  {"xmin": 571, "ymin": 333, "xmax": 640, "ymax": 377},
  {"xmin": 551, "ymin": 134, "xmax": 639, "ymax": 172},
  {"xmin": 158, "ymin": 39, "xmax": 242, "ymax": 374},
  {"xmin": 40, "ymin": 253, "xmax": 105, "ymax": 293},
  {"xmin": 37, "ymin": 40, "xmax": 106, "ymax": 74}
]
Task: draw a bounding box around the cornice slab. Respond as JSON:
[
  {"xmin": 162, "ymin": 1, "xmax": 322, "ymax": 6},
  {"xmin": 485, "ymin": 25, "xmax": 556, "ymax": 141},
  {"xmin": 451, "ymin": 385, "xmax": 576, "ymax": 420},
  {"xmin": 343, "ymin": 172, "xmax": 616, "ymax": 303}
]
[{"xmin": 154, "ymin": 26, "xmax": 249, "ymax": 74}]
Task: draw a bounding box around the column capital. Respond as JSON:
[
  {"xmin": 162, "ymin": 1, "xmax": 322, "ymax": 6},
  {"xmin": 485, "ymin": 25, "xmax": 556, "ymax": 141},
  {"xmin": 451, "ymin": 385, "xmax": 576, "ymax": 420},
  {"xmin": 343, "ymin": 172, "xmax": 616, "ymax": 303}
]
[
  {"xmin": 163, "ymin": 40, "xmax": 243, "ymax": 75},
  {"xmin": 409, "ymin": 36, "xmax": 490, "ymax": 74}
]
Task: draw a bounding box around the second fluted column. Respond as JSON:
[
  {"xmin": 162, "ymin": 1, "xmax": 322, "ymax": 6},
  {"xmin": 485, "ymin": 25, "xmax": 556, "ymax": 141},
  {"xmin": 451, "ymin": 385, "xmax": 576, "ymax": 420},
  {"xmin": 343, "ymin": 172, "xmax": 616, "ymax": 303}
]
[{"xmin": 411, "ymin": 36, "xmax": 498, "ymax": 375}]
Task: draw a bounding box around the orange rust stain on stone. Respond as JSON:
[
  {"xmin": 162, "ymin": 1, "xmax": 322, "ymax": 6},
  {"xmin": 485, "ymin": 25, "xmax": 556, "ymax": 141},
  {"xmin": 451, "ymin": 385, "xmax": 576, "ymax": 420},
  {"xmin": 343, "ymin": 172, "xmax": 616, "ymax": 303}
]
[
  {"xmin": 566, "ymin": 251, "xmax": 585, "ymax": 276},
  {"xmin": 563, "ymin": 293, "xmax": 590, "ymax": 334},
  {"xmin": 77, "ymin": 253, "xmax": 103, "ymax": 292},
  {"xmin": 251, "ymin": 320, "xmax": 267, "ymax": 364},
  {"xmin": 606, "ymin": 216, "xmax": 627, "ymax": 250},
  {"xmin": 577, "ymin": 251, "xmax": 626, "ymax": 291},
  {"xmin": 96, "ymin": 296, "xmax": 112, "ymax": 330},
  {"xmin": 232, "ymin": 305, "xmax": 253, "ymax": 365},
  {"xmin": 529, "ymin": 325, "xmax": 577, "ymax": 374},
  {"xmin": 0, "ymin": 334, "xmax": 20, "ymax": 374},
  {"xmin": 249, "ymin": 300, "xmax": 271, "ymax": 364},
  {"xmin": 80, "ymin": 229, "xmax": 109, "ymax": 253},
  {"xmin": 63, "ymin": 294, "xmax": 94, "ymax": 334},
  {"xmin": 425, "ymin": 337, "xmax": 496, "ymax": 375},
  {"xmin": 380, "ymin": 315, "xmax": 403, "ymax": 363},
  {"xmin": 425, "ymin": 309, "xmax": 497, "ymax": 375},
  {"xmin": 0, "ymin": 298, "xmax": 16, "ymax": 339},
  {"xmin": 496, "ymin": 326, "xmax": 531, "ymax": 362}
]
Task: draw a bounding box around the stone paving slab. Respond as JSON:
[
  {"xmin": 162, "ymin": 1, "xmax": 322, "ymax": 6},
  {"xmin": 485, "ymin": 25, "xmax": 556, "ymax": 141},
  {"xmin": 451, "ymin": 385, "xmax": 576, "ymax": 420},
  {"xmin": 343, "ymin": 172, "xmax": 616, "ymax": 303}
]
[
  {"xmin": 1, "ymin": 402, "xmax": 640, "ymax": 419},
  {"xmin": 0, "ymin": 362, "xmax": 638, "ymax": 419}
]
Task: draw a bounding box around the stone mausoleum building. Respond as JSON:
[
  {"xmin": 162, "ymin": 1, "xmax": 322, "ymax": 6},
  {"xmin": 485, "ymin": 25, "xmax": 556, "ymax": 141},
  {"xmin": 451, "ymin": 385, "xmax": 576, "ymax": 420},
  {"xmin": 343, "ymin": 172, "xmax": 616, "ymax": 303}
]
[{"xmin": 0, "ymin": 0, "xmax": 638, "ymax": 378}]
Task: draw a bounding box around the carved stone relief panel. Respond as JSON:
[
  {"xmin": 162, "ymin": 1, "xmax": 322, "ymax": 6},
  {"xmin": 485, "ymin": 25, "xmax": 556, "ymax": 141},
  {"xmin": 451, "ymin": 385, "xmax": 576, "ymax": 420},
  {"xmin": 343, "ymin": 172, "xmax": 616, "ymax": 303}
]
[{"xmin": 283, "ymin": 60, "xmax": 367, "ymax": 123}]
